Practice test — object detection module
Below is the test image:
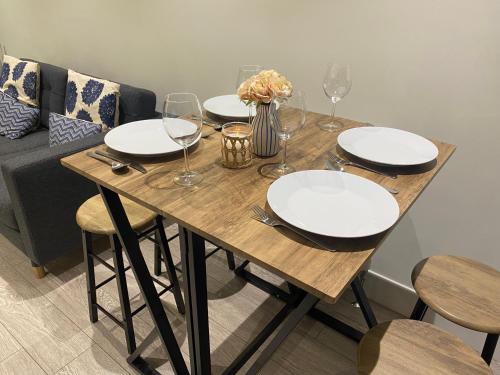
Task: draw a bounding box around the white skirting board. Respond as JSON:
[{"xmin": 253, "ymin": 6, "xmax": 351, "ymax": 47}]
[{"xmin": 364, "ymin": 270, "xmax": 499, "ymax": 362}]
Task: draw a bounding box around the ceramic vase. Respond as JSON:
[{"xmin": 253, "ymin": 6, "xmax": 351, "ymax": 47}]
[{"xmin": 251, "ymin": 102, "xmax": 280, "ymax": 157}]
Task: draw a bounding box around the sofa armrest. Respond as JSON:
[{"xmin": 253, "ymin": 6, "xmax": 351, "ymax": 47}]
[{"xmin": 1, "ymin": 134, "xmax": 104, "ymax": 264}]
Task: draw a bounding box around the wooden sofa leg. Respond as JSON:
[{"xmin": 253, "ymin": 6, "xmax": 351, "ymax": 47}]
[{"xmin": 31, "ymin": 261, "xmax": 46, "ymax": 279}]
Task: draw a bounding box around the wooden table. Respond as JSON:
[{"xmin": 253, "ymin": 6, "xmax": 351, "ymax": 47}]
[{"xmin": 61, "ymin": 112, "xmax": 455, "ymax": 374}]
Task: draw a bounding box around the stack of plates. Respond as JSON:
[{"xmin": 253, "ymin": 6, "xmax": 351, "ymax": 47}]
[{"xmin": 203, "ymin": 94, "xmax": 255, "ymax": 119}]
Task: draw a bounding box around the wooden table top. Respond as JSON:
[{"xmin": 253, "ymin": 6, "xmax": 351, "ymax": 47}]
[{"xmin": 61, "ymin": 112, "xmax": 455, "ymax": 303}]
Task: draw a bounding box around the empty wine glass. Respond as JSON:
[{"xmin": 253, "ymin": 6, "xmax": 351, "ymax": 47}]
[
  {"xmin": 237, "ymin": 65, "xmax": 262, "ymax": 122},
  {"xmin": 261, "ymin": 91, "xmax": 306, "ymax": 178},
  {"xmin": 319, "ymin": 63, "xmax": 351, "ymax": 131},
  {"xmin": 163, "ymin": 93, "xmax": 203, "ymax": 187}
]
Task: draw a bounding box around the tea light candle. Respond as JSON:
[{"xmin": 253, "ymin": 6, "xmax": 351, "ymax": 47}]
[{"xmin": 221, "ymin": 122, "xmax": 253, "ymax": 168}]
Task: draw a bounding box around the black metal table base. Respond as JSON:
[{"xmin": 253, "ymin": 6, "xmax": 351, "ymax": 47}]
[
  {"xmin": 234, "ymin": 261, "xmax": 375, "ymax": 343},
  {"xmin": 97, "ymin": 183, "xmax": 378, "ymax": 374}
]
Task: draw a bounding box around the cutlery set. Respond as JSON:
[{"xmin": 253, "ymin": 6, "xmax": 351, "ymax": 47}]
[
  {"xmin": 251, "ymin": 205, "xmax": 336, "ymax": 251},
  {"xmin": 87, "ymin": 150, "xmax": 147, "ymax": 174}
]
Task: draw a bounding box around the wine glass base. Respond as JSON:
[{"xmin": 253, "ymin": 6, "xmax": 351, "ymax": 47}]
[
  {"xmin": 318, "ymin": 120, "xmax": 343, "ymax": 132},
  {"xmin": 173, "ymin": 170, "xmax": 203, "ymax": 187},
  {"xmin": 261, "ymin": 163, "xmax": 295, "ymax": 179}
]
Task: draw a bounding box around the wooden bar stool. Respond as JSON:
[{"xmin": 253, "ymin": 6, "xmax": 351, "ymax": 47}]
[
  {"xmin": 357, "ymin": 319, "xmax": 492, "ymax": 374},
  {"xmin": 410, "ymin": 255, "xmax": 500, "ymax": 364},
  {"xmin": 77, "ymin": 195, "xmax": 184, "ymax": 354}
]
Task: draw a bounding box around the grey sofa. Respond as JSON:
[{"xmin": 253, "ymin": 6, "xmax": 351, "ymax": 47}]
[{"xmin": 0, "ymin": 60, "xmax": 157, "ymax": 276}]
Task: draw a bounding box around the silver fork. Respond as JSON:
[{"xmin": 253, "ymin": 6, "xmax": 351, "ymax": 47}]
[
  {"xmin": 328, "ymin": 152, "xmax": 397, "ymax": 179},
  {"xmin": 251, "ymin": 205, "xmax": 335, "ymax": 251},
  {"xmin": 325, "ymin": 159, "xmax": 399, "ymax": 195}
]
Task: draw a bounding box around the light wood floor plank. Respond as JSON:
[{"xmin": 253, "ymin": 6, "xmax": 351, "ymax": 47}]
[
  {"xmin": 0, "ymin": 261, "xmax": 92, "ymax": 374},
  {"xmin": 0, "ymin": 321, "xmax": 20, "ymax": 363},
  {"xmin": 0, "ymin": 349, "xmax": 46, "ymax": 375},
  {"xmin": 55, "ymin": 344, "xmax": 127, "ymax": 375}
]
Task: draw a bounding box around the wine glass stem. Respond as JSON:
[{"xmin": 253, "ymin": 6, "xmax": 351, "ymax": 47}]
[
  {"xmin": 183, "ymin": 147, "xmax": 191, "ymax": 174},
  {"xmin": 281, "ymin": 138, "xmax": 288, "ymax": 168},
  {"xmin": 330, "ymin": 102, "xmax": 337, "ymax": 123}
]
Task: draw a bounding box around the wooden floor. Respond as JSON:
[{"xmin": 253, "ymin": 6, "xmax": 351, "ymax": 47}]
[{"xmin": 0, "ymin": 226, "xmax": 497, "ymax": 375}]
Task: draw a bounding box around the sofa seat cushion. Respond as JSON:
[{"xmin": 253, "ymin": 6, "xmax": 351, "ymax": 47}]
[
  {"xmin": 0, "ymin": 174, "xmax": 17, "ymax": 231},
  {"xmin": 0, "ymin": 127, "xmax": 48, "ymax": 158}
]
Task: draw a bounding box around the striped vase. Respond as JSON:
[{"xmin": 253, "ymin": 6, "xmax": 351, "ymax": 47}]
[{"xmin": 252, "ymin": 102, "xmax": 280, "ymax": 157}]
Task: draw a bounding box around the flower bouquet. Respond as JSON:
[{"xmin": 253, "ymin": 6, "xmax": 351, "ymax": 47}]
[{"xmin": 237, "ymin": 70, "xmax": 293, "ymax": 156}]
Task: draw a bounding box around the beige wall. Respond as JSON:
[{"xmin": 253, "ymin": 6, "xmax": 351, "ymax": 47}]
[{"xmin": 2, "ymin": 0, "xmax": 500, "ymax": 357}]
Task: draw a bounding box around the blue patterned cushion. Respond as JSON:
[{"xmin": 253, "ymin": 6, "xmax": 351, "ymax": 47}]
[
  {"xmin": 0, "ymin": 91, "xmax": 40, "ymax": 140},
  {"xmin": 65, "ymin": 70, "xmax": 120, "ymax": 130},
  {"xmin": 0, "ymin": 55, "xmax": 40, "ymax": 107},
  {"xmin": 48, "ymin": 112, "xmax": 102, "ymax": 147}
]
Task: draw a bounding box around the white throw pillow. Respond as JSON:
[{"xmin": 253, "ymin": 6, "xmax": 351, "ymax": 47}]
[{"xmin": 65, "ymin": 70, "xmax": 120, "ymax": 130}]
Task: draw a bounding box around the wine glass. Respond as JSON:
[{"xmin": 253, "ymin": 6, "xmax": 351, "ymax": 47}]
[
  {"xmin": 261, "ymin": 91, "xmax": 306, "ymax": 178},
  {"xmin": 163, "ymin": 93, "xmax": 203, "ymax": 187},
  {"xmin": 0, "ymin": 43, "xmax": 6, "ymax": 65},
  {"xmin": 236, "ymin": 65, "xmax": 262, "ymax": 122},
  {"xmin": 319, "ymin": 63, "xmax": 351, "ymax": 131}
]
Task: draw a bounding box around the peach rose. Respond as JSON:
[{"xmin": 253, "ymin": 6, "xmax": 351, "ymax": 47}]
[{"xmin": 238, "ymin": 69, "xmax": 293, "ymax": 104}]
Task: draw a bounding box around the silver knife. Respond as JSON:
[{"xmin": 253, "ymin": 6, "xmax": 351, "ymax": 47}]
[{"xmin": 95, "ymin": 150, "xmax": 147, "ymax": 174}]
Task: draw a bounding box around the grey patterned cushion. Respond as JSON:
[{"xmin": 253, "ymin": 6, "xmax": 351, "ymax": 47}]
[
  {"xmin": 48, "ymin": 112, "xmax": 102, "ymax": 147},
  {"xmin": 0, "ymin": 91, "xmax": 40, "ymax": 140}
]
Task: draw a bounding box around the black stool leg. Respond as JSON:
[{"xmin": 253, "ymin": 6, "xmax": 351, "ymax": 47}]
[
  {"xmin": 153, "ymin": 241, "xmax": 162, "ymax": 276},
  {"xmin": 82, "ymin": 230, "xmax": 98, "ymax": 323},
  {"xmin": 482, "ymin": 333, "xmax": 498, "ymax": 365},
  {"xmin": 410, "ymin": 298, "xmax": 428, "ymax": 321},
  {"xmin": 111, "ymin": 234, "xmax": 137, "ymax": 354},
  {"xmin": 226, "ymin": 250, "xmax": 236, "ymax": 270},
  {"xmin": 155, "ymin": 217, "xmax": 185, "ymax": 315}
]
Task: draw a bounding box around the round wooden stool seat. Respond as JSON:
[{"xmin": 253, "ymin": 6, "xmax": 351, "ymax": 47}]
[
  {"xmin": 412, "ymin": 255, "xmax": 500, "ymax": 334},
  {"xmin": 357, "ymin": 319, "xmax": 492, "ymax": 374},
  {"xmin": 77, "ymin": 195, "xmax": 156, "ymax": 235}
]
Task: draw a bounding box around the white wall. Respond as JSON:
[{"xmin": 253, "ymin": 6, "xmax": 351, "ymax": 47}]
[{"xmin": 2, "ymin": 0, "xmax": 499, "ymax": 357}]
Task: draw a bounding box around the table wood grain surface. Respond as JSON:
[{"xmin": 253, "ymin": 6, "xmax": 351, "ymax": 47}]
[{"xmin": 61, "ymin": 111, "xmax": 455, "ymax": 304}]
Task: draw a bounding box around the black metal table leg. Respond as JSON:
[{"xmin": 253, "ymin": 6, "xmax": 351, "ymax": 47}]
[
  {"xmin": 111, "ymin": 234, "xmax": 137, "ymax": 354},
  {"xmin": 351, "ymin": 275, "xmax": 378, "ymax": 328},
  {"xmin": 98, "ymin": 185, "xmax": 188, "ymax": 375},
  {"xmin": 179, "ymin": 226, "xmax": 211, "ymax": 375},
  {"xmin": 482, "ymin": 333, "xmax": 498, "ymax": 365}
]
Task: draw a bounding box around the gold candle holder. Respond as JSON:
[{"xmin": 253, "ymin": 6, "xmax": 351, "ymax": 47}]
[{"xmin": 221, "ymin": 122, "xmax": 253, "ymax": 169}]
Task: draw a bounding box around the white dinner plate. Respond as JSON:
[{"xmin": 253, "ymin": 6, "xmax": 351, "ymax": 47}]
[
  {"xmin": 104, "ymin": 119, "xmax": 201, "ymax": 156},
  {"xmin": 203, "ymin": 94, "xmax": 256, "ymax": 118},
  {"xmin": 267, "ymin": 170, "xmax": 400, "ymax": 238},
  {"xmin": 337, "ymin": 127, "xmax": 439, "ymax": 166}
]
